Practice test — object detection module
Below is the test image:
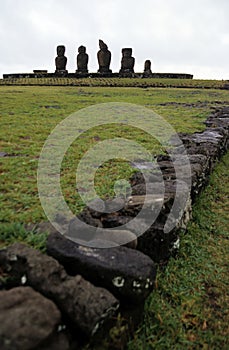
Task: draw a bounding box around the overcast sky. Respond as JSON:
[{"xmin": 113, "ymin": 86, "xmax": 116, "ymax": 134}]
[{"xmin": 0, "ymin": 0, "xmax": 228, "ymax": 79}]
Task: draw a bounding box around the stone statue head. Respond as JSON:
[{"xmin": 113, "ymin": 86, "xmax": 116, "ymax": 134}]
[
  {"xmin": 144, "ymin": 60, "xmax": 151, "ymax": 70},
  {"xmin": 122, "ymin": 48, "xmax": 132, "ymax": 57},
  {"xmin": 57, "ymin": 45, "xmax": 65, "ymax": 57},
  {"xmin": 99, "ymin": 40, "xmax": 108, "ymax": 51},
  {"xmin": 78, "ymin": 45, "xmax": 86, "ymax": 54}
]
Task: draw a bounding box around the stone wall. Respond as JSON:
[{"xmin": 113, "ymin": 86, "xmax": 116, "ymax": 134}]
[{"xmin": 0, "ymin": 107, "xmax": 228, "ymax": 349}]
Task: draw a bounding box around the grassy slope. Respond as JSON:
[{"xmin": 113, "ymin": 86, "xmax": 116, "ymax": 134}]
[
  {"xmin": 0, "ymin": 84, "xmax": 228, "ymax": 348},
  {"xmin": 127, "ymin": 152, "xmax": 229, "ymax": 350},
  {"xmin": 1, "ymin": 85, "xmax": 228, "ymax": 225}
]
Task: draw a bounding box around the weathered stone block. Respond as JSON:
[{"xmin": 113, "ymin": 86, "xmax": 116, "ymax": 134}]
[
  {"xmin": 47, "ymin": 232, "xmax": 157, "ymax": 305},
  {"xmin": 68, "ymin": 217, "xmax": 137, "ymax": 248},
  {"xmin": 0, "ymin": 243, "xmax": 119, "ymax": 337},
  {"xmin": 0, "ymin": 286, "xmax": 64, "ymax": 350}
]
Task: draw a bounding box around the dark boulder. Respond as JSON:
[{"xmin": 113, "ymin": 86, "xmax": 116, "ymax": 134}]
[
  {"xmin": 47, "ymin": 232, "xmax": 157, "ymax": 305},
  {"xmin": 0, "ymin": 243, "xmax": 119, "ymax": 337},
  {"xmin": 0, "ymin": 286, "xmax": 65, "ymax": 350}
]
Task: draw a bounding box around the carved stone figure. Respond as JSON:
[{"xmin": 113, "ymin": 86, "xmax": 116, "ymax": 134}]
[
  {"xmin": 55, "ymin": 45, "xmax": 67, "ymax": 74},
  {"xmin": 143, "ymin": 59, "xmax": 153, "ymax": 77},
  {"xmin": 119, "ymin": 48, "xmax": 135, "ymax": 76},
  {"xmin": 97, "ymin": 40, "xmax": 112, "ymax": 74},
  {"xmin": 76, "ymin": 45, "xmax": 89, "ymax": 74}
]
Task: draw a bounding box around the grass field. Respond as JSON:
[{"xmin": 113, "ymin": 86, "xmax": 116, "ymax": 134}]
[
  {"xmin": 1, "ymin": 85, "xmax": 228, "ymax": 226},
  {"xmin": 0, "ymin": 83, "xmax": 228, "ymax": 349}
]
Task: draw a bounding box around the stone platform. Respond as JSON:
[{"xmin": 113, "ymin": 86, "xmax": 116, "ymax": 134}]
[{"xmin": 3, "ymin": 72, "xmax": 193, "ymax": 79}]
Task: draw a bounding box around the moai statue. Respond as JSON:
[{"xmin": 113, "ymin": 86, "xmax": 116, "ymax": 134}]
[
  {"xmin": 97, "ymin": 39, "xmax": 112, "ymax": 74},
  {"xmin": 76, "ymin": 45, "xmax": 89, "ymax": 74},
  {"xmin": 55, "ymin": 45, "xmax": 68, "ymax": 75},
  {"xmin": 143, "ymin": 59, "xmax": 153, "ymax": 77},
  {"xmin": 119, "ymin": 48, "xmax": 135, "ymax": 77}
]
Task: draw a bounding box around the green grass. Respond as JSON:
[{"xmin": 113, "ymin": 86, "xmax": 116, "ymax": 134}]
[
  {"xmin": 1, "ymin": 85, "xmax": 228, "ymax": 225},
  {"xmin": 0, "ymin": 84, "xmax": 228, "ymax": 349},
  {"xmin": 0, "ymin": 223, "xmax": 48, "ymax": 252},
  {"xmin": 126, "ymin": 152, "xmax": 229, "ymax": 350}
]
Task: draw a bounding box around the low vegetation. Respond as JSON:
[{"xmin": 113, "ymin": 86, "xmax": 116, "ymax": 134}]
[
  {"xmin": 0, "ymin": 82, "xmax": 228, "ymax": 349},
  {"xmin": 1, "ymin": 85, "xmax": 228, "ymax": 225}
]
